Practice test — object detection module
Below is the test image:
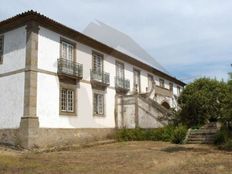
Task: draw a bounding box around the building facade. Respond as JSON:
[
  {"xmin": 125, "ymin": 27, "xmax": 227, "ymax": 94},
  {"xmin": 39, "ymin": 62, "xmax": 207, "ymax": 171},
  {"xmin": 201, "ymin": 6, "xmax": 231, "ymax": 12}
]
[{"xmin": 0, "ymin": 11, "xmax": 185, "ymax": 148}]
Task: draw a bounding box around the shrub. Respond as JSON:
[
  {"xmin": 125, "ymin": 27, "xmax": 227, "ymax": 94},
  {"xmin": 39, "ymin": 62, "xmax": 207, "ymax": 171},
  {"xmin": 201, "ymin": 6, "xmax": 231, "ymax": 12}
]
[
  {"xmin": 115, "ymin": 125, "xmax": 178, "ymax": 142},
  {"xmin": 171, "ymin": 125, "xmax": 188, "ymax": 144},
  {"xmin": 221, "ymin": 140, "xmax": 232, "ymax": 151},
  {"xmin": 214, "ymin": 128, "xmax": 229, "ymax": 145}
]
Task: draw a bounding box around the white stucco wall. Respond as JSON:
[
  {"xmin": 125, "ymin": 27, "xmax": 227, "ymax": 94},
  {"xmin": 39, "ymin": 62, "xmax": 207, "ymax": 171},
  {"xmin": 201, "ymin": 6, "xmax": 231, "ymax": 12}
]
[
  {"xmin": 0, "ymin": 73, "xmax": 25, "ymax": 128},
  {"xmin": 37, "ymin": 26, "xmax": 183, "ymax": 129},
  {"xmin": 0, "ymin": 27, "xmax": 26, "ymax": 129},
  {"xmin": 0, "ymin": 26, "xmax": 26, "ymax": 74}
]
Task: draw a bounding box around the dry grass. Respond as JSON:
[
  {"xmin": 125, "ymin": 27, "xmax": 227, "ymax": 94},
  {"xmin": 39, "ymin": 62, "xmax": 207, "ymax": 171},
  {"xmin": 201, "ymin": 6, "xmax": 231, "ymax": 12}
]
[{"xmin": 0, "ymin": 141, "xmax": 232, "ymax": 174}]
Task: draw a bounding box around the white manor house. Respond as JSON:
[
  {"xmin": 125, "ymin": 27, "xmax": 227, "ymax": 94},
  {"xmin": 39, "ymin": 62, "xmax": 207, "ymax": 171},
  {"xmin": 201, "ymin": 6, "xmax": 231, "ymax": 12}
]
[{"xmin": 0, "ymin": 11, "xmax": 185, "ymax": 148}]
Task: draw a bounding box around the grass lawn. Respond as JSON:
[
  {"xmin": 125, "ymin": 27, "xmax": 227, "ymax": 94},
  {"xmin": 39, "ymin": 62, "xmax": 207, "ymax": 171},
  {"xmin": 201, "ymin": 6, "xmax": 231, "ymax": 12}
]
[{"xmin": 0, "ymin": 141, "xmax": 231, "ymax": 174}]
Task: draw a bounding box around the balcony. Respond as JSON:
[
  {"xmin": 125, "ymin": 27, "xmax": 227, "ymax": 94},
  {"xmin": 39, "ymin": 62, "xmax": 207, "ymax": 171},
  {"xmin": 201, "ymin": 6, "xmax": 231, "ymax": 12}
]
[
  {"xmin": 57, "ymin": 58, "xmax": 83, "ymax": 80},
  {"xmin": 90, "ymin": 69, "xmax": 110, "ymax": 89},
  {"xmin": 115, "ymin": 77, "xmax": 130, "ymax": 94},
  {"xmin": 155, "ymin": 85, "xmax": 173, "ymax": 97}
]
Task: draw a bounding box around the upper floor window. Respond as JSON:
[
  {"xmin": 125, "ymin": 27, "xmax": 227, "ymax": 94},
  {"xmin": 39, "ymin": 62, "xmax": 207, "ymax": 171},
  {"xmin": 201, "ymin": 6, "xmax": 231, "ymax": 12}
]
[
  {"xmin": 147, "ymin": 74, "xmax": 153, "ymax": 91},
  {"xmin": 0, "ymin": 35, "xmax": 4, "ymax": 64},
  {"xmin": 177, "ymin": 86, "xmax": 181, "ymax": 95},
  {"xmin": 93, "ymin": 52, "xmax": 103, "ymax": 73},
  {"xmin": 159, "ymin": 78, "xmax": 165, "ymax": 88},
  {"xmin": 61, "ymin": 40, "xmax": 74, "ymax": 61},
  {"xmin": 133, "ymin": 69, "xmax": 141, "ymax": 92},
  {"xmin": 169, "ymin": 83, "xmax": 173, "ymax": 92},
  {"xmin": 116, "ymin": 61, "xmax": 124, "ymax": 79}
]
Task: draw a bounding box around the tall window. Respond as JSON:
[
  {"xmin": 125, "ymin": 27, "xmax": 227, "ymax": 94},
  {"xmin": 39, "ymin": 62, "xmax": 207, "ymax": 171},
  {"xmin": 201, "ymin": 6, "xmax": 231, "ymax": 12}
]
[
  {"xmin": 93, "ymin": 52, "xmax": 103, "ymax": 74},
  {"xmin": 60, "ymin": 88, "xmax": 75, "ymax": 113},
  {"xmin": 61, "ymin": 41, "xmax": 74, "ymax": 61},
  {"xmin": 116, "ymin": 61, "xmax": 124, "ymax": 79},
  {"xmin": 133, "ymin": 69, "xmax": 140, "ymax": 92},
  {"xmin": 116, "ymin": 61, "xmax": 125, "ymax": 87},
  {"xmin": 93, "ymin": 92, "xmax": 104, "ymax": 115},
  {"xmin": 0, "ymin": 35, "xmax": 4, "ymax": 64},
  {"xmin": 147, "ymin": 74, "xmax": 153, "ymax": 91},
  {"xmin": 169, "ymin": 83, "xmax": 173, "ymax": 92},
  {"xmin": 177, "ymin": 86, "xmax": 181, "ymax": 95},
  {"xmin": 159, "ymin": 79, "xmax": 165, "ymax": 88}
]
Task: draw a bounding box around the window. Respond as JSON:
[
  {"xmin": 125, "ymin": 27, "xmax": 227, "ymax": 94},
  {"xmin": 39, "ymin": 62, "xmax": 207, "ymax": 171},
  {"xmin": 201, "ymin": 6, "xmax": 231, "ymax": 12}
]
[
  {"xmin": 61, "ymin": 40, "xmax": 74, "ymax": 61},
  {"xmin": 93, "ymin": 92, "xmax": 104, "ymax": 116},
  {"xmin": 159, "ymin": 79, "xmax": 165, "ymax": 88},
  {"xmin": 60, "ymin": 83, "xmax": 76, "ymax": 115},
  {"xmin": 116, "ymin": 61, "xmax": 125, "ymax": 87},
  {"xmin": 177, "ymin": 86, "xmax": 181, "ymax": 95},
  {"xmin": 93, "ymin": 52, "xmax": 103, "ymax": 73},
  {"xmin": 147, "ymin": 74, "xmax": 153, "ymax": 91},
  {"xmin": 116, "ymin": 61, "xmax": 124, "ymax": 79},
  {"xmin": 169, "ymin": 83, "xmax": 173, "ymax": 92},
  {"xmin": 61, "ymin": 88, "xmax": 74, "ymax": 112},
  {"xmin": 133, "ymin": 69, "xmax": 140, "ymax": 92},
  {"xmin": 0, "ymin": 35, "xmax": 4, "ymax": 64}
]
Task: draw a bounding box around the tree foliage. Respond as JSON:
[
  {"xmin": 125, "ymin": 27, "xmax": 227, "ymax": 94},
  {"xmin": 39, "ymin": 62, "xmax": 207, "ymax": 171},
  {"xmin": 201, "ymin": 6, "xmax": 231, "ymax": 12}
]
[
  {"xmin": 221, "ymin": 72, "xmax": 232, "ymax": 125},
  {"xmin": 176, "ymin": 77, "xmax": 229, "ymax": 127}
]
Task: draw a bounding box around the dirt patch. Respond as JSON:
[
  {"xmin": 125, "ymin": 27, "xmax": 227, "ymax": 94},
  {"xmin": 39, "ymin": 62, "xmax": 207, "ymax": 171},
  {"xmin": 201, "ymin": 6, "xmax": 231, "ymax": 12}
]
[{"xmin": 0, "ymin": 141, "xmax": 231, "ymax": 174}]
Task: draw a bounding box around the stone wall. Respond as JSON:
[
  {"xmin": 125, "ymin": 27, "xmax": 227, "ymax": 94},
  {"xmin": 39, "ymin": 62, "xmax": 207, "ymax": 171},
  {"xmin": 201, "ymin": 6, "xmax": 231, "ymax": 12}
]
[
  {"xmin": 116, "ymin": 94, "xmax": 169, "ymax": 129},
  {"xmin": 0, "ymin": 128, "xmax": 115, "ymax": 148}
]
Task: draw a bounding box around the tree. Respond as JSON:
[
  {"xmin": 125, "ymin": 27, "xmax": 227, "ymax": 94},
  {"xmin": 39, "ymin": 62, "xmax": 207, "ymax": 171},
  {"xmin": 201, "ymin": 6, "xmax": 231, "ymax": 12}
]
[
  {"xmin": 176, "ymin": 78, "xmax": 228, "ymax": 127},
  {"xmin": 221, "ymin": 71, "xmax": 232, "ymax": 127}
]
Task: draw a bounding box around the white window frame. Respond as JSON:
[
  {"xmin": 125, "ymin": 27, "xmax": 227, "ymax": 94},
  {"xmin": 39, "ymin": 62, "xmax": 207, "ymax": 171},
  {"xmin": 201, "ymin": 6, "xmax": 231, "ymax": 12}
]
[
  {"xmin": 169, "ymin": 82, "xmax": 173, "ymax": 92},
  {"xmin": 147, "ymin": 74, "xmax": 153, "ymax": 91},
  {"xmin": 59, "ymin": 83, "xmax": 76, "ymax": 116},
  {"xmin": 61, "ymin": 39, "xmax": 75, "ymax": 61},
  {"xmin": 177, "ymin": 86, "xmax": 181, "ymax": 95},
  {"xmin": 93, "ymin": 91, "xmax": 105, "ymax": 116},
  {"xmin": 159, "ymin": 78, "xmax": 165, "ymax": 88},
  {"xmin": 93, "ymin": 52, "xmax": 103, "ymax": 74}
]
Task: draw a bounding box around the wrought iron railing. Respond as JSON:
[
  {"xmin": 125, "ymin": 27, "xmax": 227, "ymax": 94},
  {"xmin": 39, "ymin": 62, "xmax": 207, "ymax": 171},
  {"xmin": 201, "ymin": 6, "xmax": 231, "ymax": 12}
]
[
  {"xmin": 90, "ymin": 69, "xmax": 110, "ymax": 85},
  {"xmin": 115, "ymin": 77, "xmax": 130, "ymax": 90},
  {"xmin": 57, "ymin": 58, "xmax": 83, "ymax": 78}
]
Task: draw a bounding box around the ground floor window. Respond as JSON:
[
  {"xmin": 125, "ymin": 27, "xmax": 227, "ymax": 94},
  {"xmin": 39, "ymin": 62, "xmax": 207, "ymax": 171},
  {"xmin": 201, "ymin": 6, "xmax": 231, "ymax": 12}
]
[
  {"xmin": 93, "ymin": 92, "xmax": 104, "ymax": 116},
  {"xmin": 60, "ymin": 83, "xmax": 76, "ymax": 115}
]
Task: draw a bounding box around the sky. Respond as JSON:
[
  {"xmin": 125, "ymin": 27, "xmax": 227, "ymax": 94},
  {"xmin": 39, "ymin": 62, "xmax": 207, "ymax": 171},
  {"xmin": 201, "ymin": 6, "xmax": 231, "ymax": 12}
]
[{"xmin": 0, "ymin": 0, "xmax": 232, "ymax": 83}]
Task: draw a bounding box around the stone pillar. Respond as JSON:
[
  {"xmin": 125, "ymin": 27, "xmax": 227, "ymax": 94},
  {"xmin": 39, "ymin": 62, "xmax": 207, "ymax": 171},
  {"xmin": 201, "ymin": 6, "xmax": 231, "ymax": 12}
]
[
  {"xmin": 19, "ymin": 21, "xmax": 40, "ymax": 148},
  {"xmin": 135, "ymin": 94, "xmax": 139, "ymax": 128}
]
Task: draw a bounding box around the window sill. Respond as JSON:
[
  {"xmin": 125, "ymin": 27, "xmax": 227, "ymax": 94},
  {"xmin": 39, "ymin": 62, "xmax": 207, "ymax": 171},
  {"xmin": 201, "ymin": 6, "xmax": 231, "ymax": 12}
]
[
  {"xmin": 60, "ymin": 111, "xmax": 77, "ymax": 116},
  {"xmin": 93, "ymin": 114, "xmax": 105, "ymax": 117}
]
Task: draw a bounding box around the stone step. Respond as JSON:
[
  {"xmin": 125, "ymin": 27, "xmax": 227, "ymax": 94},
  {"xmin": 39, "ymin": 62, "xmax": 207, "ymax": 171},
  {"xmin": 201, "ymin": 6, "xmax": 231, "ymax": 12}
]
[
  {"xmin": 187, "ymin": 140, "xmax": 214, "ymax": 144},
  {"xmin": 187, "ymin": 137, "xmax": 215, "ymax": 142},
  {"xmin": 189, "ymin": 130, "xmax": 217, "ymax": 135},
  {"xmin": 189, "ymin": 134, "xmax": 216, "ymax": 138}
]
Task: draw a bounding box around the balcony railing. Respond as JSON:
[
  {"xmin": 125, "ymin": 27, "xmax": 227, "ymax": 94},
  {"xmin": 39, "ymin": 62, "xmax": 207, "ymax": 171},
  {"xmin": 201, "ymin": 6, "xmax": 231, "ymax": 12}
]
[
  {"xmin": 90, "ymin": 69, "xmax": 110, "ymax": 86},
  {"xmin": 57, "ymin": 58, "xmax": 83, "ymax": 79},
  {"xmin": 115, "ymin": 77, "xmax": 130, "ymax": 92},
  {"xmin": 155, "ymin": 85, "xmax": 173, "ymax": 97}
]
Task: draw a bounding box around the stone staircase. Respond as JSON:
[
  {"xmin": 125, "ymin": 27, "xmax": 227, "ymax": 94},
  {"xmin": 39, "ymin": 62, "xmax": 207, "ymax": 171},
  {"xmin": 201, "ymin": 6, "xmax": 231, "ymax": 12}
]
[{"xmin": 186, "ymin": 122, "xmax": 220, "ymax": 144}]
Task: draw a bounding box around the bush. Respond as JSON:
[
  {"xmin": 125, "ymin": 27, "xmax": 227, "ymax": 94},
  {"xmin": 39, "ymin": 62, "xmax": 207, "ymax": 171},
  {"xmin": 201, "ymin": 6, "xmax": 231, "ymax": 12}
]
[
  {"xmin": 115, "ymin": 125, "xmax": 186, "ymax": 144},
  {"xmin": 221, "ymin": 140, "xmax": 232, "ymax": 151},
  {"xmin": 214, "ymin": 128, "xmax": 229, "ymax": 145},
  {"xmin": 171, "ymin": 125, "xmax": 188, "ymax": 144}
]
